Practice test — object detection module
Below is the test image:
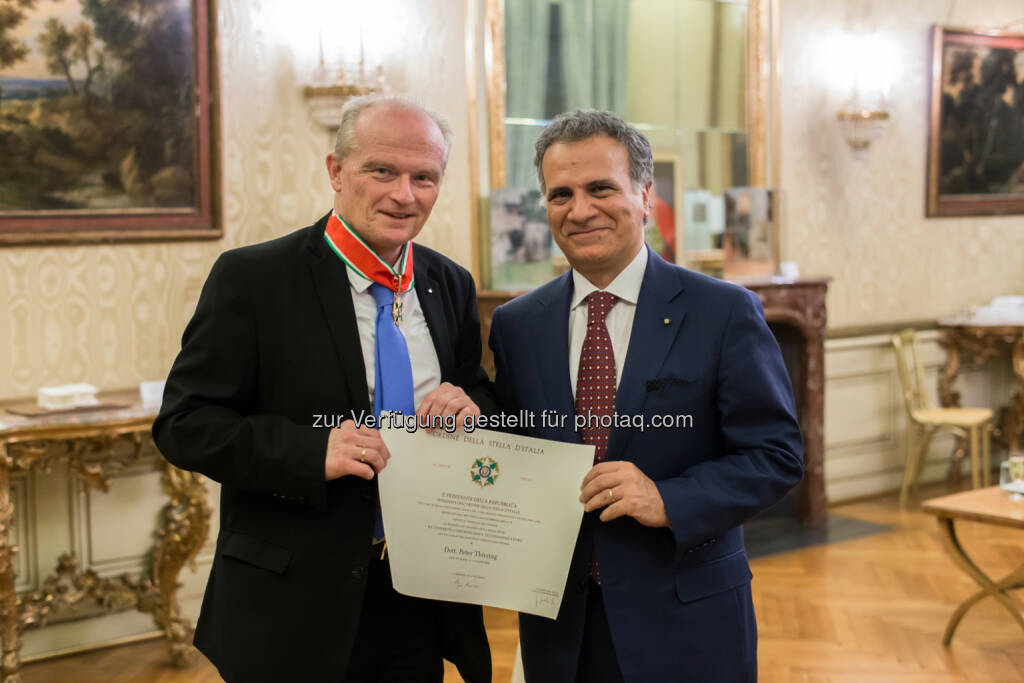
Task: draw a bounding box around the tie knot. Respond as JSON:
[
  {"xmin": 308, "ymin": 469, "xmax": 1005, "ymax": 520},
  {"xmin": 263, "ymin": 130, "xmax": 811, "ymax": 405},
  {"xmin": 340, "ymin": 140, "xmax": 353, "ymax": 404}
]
[
  {"xmin": 369, "ymin": 282, "xmax": 394, "ymax": 310},
  {"xmin": 587, "ymin": 291, "xmax": 617, "ymax": 325}
]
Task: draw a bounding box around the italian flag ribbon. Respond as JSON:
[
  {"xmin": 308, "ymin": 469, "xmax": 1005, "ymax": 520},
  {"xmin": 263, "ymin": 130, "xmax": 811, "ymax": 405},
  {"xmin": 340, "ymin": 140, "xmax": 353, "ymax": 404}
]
[{"xmin": 323, "ymin": 212, "xmax": 415, "ymax": 293}]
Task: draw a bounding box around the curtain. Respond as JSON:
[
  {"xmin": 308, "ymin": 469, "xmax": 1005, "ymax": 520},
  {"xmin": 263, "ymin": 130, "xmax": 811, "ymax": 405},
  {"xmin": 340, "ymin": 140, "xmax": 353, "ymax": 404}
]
[
  {"xmin": 559, "ymin": 0, "xmax": 630, "ymax": 113},
  {"xmin": 505, "ymin": 0, "xmax": 552, "ymax": 190},
  {"xmin": 504, "ymin": 0, "xmax": 631, "ymax": 189}
]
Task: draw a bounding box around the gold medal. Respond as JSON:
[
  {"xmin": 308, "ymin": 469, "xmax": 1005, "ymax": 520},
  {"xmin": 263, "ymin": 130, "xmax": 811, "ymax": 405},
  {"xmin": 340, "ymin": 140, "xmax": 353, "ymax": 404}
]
[{"xmin": 392, "ymin": 291, "xmax": 403, "ymax": 326}]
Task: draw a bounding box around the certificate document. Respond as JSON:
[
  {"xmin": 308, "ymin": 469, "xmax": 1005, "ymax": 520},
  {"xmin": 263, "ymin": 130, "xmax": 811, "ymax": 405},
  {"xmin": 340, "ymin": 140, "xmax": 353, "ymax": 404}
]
[{"xmin": 377, "ymin": 426, "xmax": 594, "ymax": 618}]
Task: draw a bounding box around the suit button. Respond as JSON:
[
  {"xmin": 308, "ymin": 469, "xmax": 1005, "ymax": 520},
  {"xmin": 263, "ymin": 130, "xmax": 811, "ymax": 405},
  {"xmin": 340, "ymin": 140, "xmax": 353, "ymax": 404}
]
[{"xmin": 351, "ymin": 567, "xmax": 365, "ymax": 580}]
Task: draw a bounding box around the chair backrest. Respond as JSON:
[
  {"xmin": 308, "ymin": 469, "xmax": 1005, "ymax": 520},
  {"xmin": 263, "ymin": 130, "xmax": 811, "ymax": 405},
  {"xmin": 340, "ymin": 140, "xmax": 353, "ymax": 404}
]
[{"xmin": 891, "ymin": 328, "xmax": 930, "ymax": 415}]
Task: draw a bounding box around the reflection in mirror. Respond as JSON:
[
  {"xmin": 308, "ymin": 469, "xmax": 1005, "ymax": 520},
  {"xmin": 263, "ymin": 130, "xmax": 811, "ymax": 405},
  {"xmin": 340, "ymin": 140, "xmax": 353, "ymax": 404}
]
[{"xmin": 490, "ymin": 0, "xmax": 774, "ymax": 283}]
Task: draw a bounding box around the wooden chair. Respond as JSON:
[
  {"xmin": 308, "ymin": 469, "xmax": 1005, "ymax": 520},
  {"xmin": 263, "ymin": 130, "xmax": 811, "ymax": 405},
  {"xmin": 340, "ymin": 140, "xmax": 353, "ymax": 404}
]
[{"xmin": 891, "ymin": 329, "xmax": 993, "ymax": 508}]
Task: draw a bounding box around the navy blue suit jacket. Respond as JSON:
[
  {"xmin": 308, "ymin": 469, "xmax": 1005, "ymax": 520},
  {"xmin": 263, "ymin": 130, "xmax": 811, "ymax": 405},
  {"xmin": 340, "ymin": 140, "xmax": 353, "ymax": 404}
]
[{"xmin": 489, "ymin": 248, "xmax": 803, "ymax": 683}]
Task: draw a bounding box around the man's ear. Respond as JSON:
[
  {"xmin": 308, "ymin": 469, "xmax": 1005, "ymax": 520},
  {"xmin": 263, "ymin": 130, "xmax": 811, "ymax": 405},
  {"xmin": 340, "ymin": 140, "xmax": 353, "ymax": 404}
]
[
  {"xmin": 326, "ymin": 153, "xmax": 343, "ymax": 192},
  {"xmin": 642, "ymin": 182, "xmax": 653, "ymax": 220}
]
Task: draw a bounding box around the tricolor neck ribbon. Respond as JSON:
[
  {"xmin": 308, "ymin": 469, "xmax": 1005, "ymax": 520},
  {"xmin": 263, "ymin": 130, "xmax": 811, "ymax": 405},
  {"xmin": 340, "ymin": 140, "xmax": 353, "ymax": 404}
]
[{"xmin": 323, "ymin": 212, "xmax": 415, "ymax": 293}]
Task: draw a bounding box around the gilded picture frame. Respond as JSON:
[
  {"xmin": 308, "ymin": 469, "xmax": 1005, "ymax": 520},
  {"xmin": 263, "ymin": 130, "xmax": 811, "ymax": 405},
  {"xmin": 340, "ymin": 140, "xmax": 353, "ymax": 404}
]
[
  {"xmin": 477, "ymin": 0, "xmax": 779, "ymax": 287},
  {"xmin": 0, "ymin": 0, "xmax": 220, "ymax": 244},
  {"xmin": 926, "ymin": 25, "xmax": 1024, "ymax": 217}
]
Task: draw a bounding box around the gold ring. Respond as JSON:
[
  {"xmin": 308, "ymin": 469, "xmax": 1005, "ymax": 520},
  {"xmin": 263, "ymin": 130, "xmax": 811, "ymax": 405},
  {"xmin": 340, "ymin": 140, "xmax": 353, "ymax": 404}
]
[
  {"xmin": 608, "ymin": 489, "xmax": 615, "ymax": 502},
  {"xmin": 360, "ymin": 449, "xmax": 367, "ymax": 463}
]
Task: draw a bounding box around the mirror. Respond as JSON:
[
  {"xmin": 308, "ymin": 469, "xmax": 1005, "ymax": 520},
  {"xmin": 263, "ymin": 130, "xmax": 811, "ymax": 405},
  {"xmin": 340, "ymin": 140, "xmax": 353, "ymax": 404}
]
[{"xmin": 481, "ymin": 0, "xmax": 778, "ymax": 286}]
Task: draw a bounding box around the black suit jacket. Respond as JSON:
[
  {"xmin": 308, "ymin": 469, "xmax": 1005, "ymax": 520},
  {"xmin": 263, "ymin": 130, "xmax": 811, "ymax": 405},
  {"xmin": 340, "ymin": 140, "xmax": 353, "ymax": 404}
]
[{"xmin": 153, "ymin": 213, "xmax": 493, "ymax": 683}]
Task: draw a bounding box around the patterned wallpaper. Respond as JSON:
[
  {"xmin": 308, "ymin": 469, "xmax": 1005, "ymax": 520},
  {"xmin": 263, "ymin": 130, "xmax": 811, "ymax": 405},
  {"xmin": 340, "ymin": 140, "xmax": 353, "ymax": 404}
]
[
  {"xmin": 5, "ymin": 0, "xmax": 1024, "ymax": 400},
  {"xmin": 779, "ymin": 0, "xmax": 1024, "ymax": 329},
  {"xmin": 0, "ymin": 0, "xmax": 472, "ymax": 401}
]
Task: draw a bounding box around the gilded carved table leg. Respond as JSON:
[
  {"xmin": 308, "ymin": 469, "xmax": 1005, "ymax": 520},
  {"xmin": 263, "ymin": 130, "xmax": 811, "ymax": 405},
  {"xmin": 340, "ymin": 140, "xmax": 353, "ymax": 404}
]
[
  {"xmin": 937, "ymin": 331, "xmax": 969, "ymax": 482},
  {"xmin": 0, "ymin": 447, "xmax": 22, "ymax": 683},
  {"xmin": 1008, "ymin": 338, "xmax": 1024, "ymax": 453},
  {"xmin": 938, "ymin": 331, "xmax": 962, "ymax": 409},
  {"xmin": 1007, "ymin": 392, "xmax": 1024, "ymax": 455},
  {"xmin": 146, "ymin": 462, "xmax": 211, "ymax": 667},
  {"xmin": 936, "ymin": 517, "xmax": 1024, "ymax": 645}
]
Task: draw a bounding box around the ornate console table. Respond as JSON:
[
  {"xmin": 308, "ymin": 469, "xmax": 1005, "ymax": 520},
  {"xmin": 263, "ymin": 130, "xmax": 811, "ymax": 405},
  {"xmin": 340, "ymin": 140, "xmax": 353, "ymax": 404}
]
[
  {"xmin": 0, "ymin": 391, "xmax": 210, "ymax": 682},
  {"xmin": 937, "ymin": 318, "xmax": 1024, "ymax": 453}
]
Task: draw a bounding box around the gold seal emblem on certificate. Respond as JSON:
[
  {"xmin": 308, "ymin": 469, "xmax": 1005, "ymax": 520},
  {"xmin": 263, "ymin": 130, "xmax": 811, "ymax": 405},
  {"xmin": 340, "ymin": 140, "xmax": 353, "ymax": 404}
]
[{"xmin": 470, "ymin": 457, "xmax": 500, "ymax": 487}]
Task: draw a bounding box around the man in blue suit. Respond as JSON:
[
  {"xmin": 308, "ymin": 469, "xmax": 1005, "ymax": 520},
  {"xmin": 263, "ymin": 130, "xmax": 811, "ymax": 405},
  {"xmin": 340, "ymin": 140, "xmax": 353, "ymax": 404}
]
[{"xmin": 489, "ymin": 110, "xmax": 803, "ymax": 682}]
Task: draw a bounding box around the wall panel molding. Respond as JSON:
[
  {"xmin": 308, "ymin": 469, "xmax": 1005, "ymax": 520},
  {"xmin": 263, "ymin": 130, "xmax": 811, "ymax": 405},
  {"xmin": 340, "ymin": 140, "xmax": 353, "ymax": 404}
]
[
  {"xmin": 824, "ymin": 329, "xmax": 1011, "ymax": 503},
  {"xmin": 12, "ymin": 474, "xmax": 36, "ymax": 595},
  {"xmin": 72, "ymin": 465, "xmax": 165, "ymax": 577}
]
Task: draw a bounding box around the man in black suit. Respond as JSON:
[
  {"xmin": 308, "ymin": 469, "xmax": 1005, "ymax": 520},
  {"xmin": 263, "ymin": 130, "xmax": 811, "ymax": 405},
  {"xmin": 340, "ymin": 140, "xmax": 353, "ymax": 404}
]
[{"xmin": 154, "ymin": 95, "xmax": 492, "ymax": 683}]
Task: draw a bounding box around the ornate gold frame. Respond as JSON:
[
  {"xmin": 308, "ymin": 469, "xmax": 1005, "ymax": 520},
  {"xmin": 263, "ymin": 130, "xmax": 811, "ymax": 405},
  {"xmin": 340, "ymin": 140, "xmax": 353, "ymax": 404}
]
[
  {"xmin": 483, "ymin": 0, "xmax": 508, "ymax": 191},
  {"xmin": 926, "ymin": 25, "xmax": 1024, "ymax": 217},
  {"xmin": 0, "ymin": 0, "xmax": 221, "ymax": 246},
  {"xmin": 477, "ymin": 0, "xmax": 780, "ymax": 277}
]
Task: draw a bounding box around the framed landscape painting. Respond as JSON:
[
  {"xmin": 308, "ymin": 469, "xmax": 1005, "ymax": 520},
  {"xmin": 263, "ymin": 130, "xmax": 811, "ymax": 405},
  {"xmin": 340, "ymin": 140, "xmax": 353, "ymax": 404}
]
[
  {"xmin": 0, "ymin": 0, "xmax": 219, "ymax": 243},
  {"xmin": 927, "ymin": 26, "xmax": 1024, "ymax": 217}
]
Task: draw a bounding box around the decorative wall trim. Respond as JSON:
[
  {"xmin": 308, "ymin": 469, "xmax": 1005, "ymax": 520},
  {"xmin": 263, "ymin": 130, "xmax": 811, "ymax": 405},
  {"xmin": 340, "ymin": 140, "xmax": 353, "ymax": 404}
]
[
  {"xmin": 12, "ymin": 474, "xmax": 35, "ymax": 595},
  {"xmin": 73, "ymin": 463, "xmax": 164, "ymax": 576},
  {"xmin": 824, "ymin": 329, "xmax": 1010, "ymax": 503},
  {"xmin": 824, "ymin": 372, "xmax": 896, "ymax": 450}
]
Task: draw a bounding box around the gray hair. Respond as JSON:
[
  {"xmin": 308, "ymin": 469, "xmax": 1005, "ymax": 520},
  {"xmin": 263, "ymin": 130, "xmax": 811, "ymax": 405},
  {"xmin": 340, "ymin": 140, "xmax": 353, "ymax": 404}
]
[
  {"xmin": 333, "ymin": 94, "xmax": 454, "ymax": 170},
  {"xmin": 533, "ymin": 109, "xmax": 653, "ymax": 195}
]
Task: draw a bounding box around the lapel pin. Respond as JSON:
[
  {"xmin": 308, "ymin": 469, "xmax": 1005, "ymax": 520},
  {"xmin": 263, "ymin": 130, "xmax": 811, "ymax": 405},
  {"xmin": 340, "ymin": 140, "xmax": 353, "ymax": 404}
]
[
  {"xmin": 427, "ymin": 288, "xmax": 433, "ymax": 294},
  {"xmin": 663, "ymin": 317, "xmax": 671, "ymax": 325}
]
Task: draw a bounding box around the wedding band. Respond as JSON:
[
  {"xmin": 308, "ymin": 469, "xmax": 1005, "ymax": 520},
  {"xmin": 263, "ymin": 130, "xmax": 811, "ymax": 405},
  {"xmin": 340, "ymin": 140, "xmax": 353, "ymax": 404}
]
[
  {"xmin": 608, "ymin": 489, "xmax": 615, "ymax": 502},
  {"xmin": 360, "ymin": 449, "xmax": 367, "ymax": 463}
]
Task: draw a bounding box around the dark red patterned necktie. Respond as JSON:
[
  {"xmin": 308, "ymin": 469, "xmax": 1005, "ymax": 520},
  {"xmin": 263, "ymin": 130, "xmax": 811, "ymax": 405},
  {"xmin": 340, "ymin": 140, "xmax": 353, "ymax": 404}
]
[
  {"xmin": 576, "ymin": 291, "xmax": 618, "ymax": 463},
  {"xmin": 576, "ymin": 291, "xmax": 617, "ymax": 585}
]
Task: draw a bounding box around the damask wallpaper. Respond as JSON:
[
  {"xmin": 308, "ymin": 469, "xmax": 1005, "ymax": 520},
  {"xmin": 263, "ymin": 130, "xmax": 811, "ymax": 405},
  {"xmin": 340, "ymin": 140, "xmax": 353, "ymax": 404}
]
[
  {"xmin": 780, "ymin": 0, "xmax": 1024, "ymax": 329},
  {"xmin": 0, "ymin": 0, "xmax": 473, "ymax": 401},
  {"xmin": 4, "ymin": 0, "xmax": 1023, "ymax": 401}
]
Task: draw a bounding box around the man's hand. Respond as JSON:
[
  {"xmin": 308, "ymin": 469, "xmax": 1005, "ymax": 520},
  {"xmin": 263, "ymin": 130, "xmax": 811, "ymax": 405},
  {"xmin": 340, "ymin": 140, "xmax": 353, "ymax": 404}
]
[
  {"xmin": 580, "ymin": 461, "xmax": 670, "ymax": 528},
  {"xmin": 325, "ymin": 420, "xmax": 390, "ymax": 481},
  {"xmin": 416, "ymin": 382, "xmax": 481, "ymax": 424}
]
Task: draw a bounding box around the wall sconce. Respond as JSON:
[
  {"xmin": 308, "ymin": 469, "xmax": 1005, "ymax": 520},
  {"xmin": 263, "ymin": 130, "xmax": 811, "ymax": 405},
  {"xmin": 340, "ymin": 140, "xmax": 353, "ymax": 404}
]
[
  {"xmin": 825, "ymin": 29, "xmax": 895, "ymax": 152},
  {"xmin": 836, "ymin": 107, "xmax": 890, "ymax": 150},
  {"xmin": 303, "ymin": 43, "xmax": 384, "ymax": 129}
]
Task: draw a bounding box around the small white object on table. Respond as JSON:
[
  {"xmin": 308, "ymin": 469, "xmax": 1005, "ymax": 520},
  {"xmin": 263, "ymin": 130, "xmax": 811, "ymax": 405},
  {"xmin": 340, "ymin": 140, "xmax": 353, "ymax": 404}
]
[{"xmin": 36, "ymin": 383, "xmax": 99, "ymax": 410}]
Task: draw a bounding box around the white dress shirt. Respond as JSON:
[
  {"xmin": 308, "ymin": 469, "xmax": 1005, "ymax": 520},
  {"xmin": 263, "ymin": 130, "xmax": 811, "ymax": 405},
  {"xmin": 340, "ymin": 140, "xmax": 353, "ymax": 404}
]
[
  {"xmin": 347, "ymin": 265, "xmax": 442, "ymax": 409},
  {"xmin": 569, "ymin": 245, "xmax": 649, "ymax": 398}
]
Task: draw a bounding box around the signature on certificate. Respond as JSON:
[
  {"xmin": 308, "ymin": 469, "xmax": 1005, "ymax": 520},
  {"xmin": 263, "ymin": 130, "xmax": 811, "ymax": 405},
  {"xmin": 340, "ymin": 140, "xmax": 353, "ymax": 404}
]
[
  {"xmin": 453, "ymin": 577, "xmax": 483, "ymax": 589},
  {"xmin": 534, "ymin": 594, "xmax": 557, "ymax": 608}
]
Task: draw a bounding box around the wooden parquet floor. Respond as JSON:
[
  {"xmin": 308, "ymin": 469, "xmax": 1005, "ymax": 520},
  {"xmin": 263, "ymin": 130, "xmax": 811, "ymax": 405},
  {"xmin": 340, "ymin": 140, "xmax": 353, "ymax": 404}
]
[
  {"xmin": 18, "ymin": 487, "xmax": 1024, "ymax": 682},
  {"xmin": 755, "ymin": 490, "xmax": 1024, "ymax": 682}
]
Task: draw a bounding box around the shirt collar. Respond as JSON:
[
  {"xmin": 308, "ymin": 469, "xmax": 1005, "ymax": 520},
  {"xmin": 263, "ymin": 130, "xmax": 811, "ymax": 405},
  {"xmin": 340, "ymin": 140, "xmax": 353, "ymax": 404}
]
[
  {"xmin": 571, "ymin": 244, "xmax": 648, "ymax": 310},
  {"xmin": 347, "ymin": 265, "xmax": 374, "ymax": 294}
]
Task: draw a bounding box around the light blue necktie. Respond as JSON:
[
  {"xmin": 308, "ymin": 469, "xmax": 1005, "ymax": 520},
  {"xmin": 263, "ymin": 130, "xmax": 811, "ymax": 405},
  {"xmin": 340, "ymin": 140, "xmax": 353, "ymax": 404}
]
[{"xmin": 369, "ymin": 283, "xmax": 415, "ymax": 541}]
